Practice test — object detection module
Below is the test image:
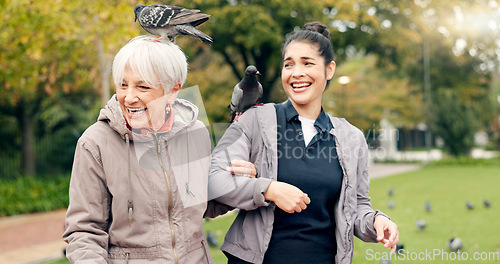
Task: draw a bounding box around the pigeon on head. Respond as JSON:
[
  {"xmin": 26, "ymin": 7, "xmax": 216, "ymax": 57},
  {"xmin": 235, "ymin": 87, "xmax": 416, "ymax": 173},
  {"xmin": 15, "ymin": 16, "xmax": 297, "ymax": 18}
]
[
  {"xmin": 229, "ymin": 65, "xmax": 263, "ymax": 122},
  {"xmin": 134, "ymin": 4, "xmax": 212, "ymax": 44}
]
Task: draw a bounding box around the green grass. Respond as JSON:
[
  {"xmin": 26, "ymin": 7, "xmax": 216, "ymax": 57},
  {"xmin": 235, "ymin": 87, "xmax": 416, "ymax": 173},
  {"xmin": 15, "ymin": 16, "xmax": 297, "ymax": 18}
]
[
  {"xmin": 204, "ymin": 212, "xmax": 237, "ymax": 263},
  {"xmin": 44, "ymin": 165, "xmax": 500, "ymax": 264},
  {"xmin": 353, "ymin": 165, "xmax": 500, "ymax": 263}
]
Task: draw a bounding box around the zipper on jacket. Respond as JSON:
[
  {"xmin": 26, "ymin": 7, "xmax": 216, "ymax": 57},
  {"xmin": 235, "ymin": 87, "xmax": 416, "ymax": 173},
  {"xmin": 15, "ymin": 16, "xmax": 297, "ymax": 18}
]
[
  {"xmin": 333, "ymin": 131, "xmax": 351, "ymax": 261},
  {"xmin": 154, "ymin": 133, "xmax": 179, "ymax": 264}
]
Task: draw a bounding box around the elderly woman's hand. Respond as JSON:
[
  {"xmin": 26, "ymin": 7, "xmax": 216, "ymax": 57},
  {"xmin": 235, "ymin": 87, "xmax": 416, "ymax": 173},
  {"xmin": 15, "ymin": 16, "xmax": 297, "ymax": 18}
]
[
  {"xmin": 225, "ymin": 159, "xmax": 257, "ymax": 178},
  {"xmin": 374, "ymin": 215, "xmax": 400, "ymax": 255}
]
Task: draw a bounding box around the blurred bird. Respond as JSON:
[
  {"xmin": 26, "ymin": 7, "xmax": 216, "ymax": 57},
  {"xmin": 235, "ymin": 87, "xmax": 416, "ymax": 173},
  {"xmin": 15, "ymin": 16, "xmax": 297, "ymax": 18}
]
[
  {"xmin": 415, "ymin": 219, "xmax": 426, "ymax": 231},
  {"xmin": 387, "ymin": 199, "xmax": 395, "ymax": 209},
  {"xmin": 379, "ymin": 260, "xmax": 391, "ymax": 264},
  {"xmin": 447, "ymin": 237, "xmax": 463, "ymax": 251},
  {"xmin": 466, "ymin": 201, "xmax": 474, "ymax": 210},
  {"xmin": 387, "ymin": 188, "xmax": 394, "ymax": 196},
  {"xmin": 396, "ymin": 242, "xmax": 404, "ymax": 254},
  {"xmin": 425, "ymin": 201, "xmax": 432, "ymax": 212},
  {"xmin": 484, "ymin": 199, "xmax": 491, "ymax": 208},
  {"xmin": 206, "ymin": 231, "xmax": 219, "ymax": 247},
  {"xmin": 134, "ymin": 4, "xmax": 212, "ymax": 44},
  {"xmin": 229, "ymin": 65, "xmax": 263, "ymax": 122}
]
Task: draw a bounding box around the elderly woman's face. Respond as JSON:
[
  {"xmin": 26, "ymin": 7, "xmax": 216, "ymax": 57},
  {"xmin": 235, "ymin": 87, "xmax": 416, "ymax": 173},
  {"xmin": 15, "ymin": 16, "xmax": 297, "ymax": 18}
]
[{"xmin": 116, "ymin": 66, "xmax": 170, "ymax": 131}]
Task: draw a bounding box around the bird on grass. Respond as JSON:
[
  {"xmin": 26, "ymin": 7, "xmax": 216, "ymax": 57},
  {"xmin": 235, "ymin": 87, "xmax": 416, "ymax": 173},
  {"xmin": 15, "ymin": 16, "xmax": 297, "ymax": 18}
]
[
  {"xmin": 415, "ymin": 219, "xmax": 426, "ymax": 231},
  {"xmin": 447, "ymin": 237, "xmax": 463, "ymax": 251},
  {"xmin": 387, "ymin": 188, "xmax": 394, "ymax": 196},
  {"xmin": 134, "ymin": 4, "xmax": 212, "ymax": 44},
  {"xmin": 387, "ymin": 199, "xmax": 395, "ymax": 209},
  {"xmin": 484, "ymin": 199, "xmax": 491, "ymax": 208},
  {"xmin": 379, "ymin": 260, "xmax": 391, "ymax": 264},
  {"xmin": 466, "ymin": 201, "xmax": 474, "ymax": 210},
  {"xmin": 396, "ymin": 242, "xmax": 404, "ymax": 254},
  {"xmin": 425, "ymin": 201, "xmax": 432, "ymax": 212},
  {"xmin": 206, "ymin": 231, "xmax": 219, "ymax": 247},
  {"xmin": 229, "ymin": 65, "xmax": 263, "ymax": 122}
]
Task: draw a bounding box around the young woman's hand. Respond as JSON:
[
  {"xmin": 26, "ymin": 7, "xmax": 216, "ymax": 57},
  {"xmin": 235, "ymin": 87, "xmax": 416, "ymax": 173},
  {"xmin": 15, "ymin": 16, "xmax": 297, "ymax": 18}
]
[
  {"xmin": 374, "ymin": 215, "xmax": 400, "ymax": 255},
  {"xmin": 226, "ymin": 159, "xmax": 257, "ymax": 178},
  {"xmin": 264, "ymin": 181, "xmax": 311, "ymax": 213}
]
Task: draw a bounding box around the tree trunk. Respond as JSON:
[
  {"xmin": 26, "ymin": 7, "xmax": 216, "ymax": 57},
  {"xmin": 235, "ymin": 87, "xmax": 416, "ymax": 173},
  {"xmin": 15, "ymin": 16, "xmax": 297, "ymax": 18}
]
[
  {"xmin": 19, "ymin": 102, "xmax": 36, "ymax": 176},
  {"xmin": 96, "ymin": 16, "xmax": 112, "ymax": 107}
]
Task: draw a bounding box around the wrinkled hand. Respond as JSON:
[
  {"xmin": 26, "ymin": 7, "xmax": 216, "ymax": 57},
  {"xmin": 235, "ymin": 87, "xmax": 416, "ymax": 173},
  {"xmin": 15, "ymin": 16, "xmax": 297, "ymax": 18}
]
[
  {"xmin": 374, "ymin": 215, "xmax": 400, "ymax": 255},
  {"xmin": 264, "ymin": 181, "xmax": 310, "ymax": 213},
  {"xmin": 226, "ymin": 159, "xmax": 257, "ymax": 178}
]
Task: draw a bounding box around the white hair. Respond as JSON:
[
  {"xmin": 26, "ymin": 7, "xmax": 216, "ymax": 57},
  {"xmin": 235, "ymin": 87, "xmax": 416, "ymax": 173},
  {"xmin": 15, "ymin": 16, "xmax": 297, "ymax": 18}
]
[{"xmin": 112, "ymin": 35, "xmax": 188, "ymax": 93}]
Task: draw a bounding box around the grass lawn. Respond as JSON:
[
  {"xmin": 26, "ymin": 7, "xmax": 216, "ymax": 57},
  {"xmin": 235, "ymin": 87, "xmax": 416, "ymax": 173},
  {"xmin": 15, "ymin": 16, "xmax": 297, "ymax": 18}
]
[
  {"xmin": 45, "ymin": 165, "xmax": 500, "ymax": 264},
  {"xmin": 352, "ymin": 165, "xmax": 500, "ymax": 264}
]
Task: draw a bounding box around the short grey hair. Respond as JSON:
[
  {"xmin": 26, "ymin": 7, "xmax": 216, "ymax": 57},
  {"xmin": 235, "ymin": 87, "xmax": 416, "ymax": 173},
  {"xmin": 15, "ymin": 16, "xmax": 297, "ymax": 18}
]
[{"xmin": 112, "ymin": 35, "xmax": 188, "ymax": 93}]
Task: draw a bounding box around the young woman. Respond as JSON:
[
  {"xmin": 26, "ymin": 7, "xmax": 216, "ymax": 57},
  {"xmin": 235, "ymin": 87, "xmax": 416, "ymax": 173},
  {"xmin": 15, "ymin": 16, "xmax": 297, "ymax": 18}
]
[
  {"xmin": 209, "ymin": 22, "xmax": 399, "ymax": 264},
  {"xmin": 63, "ymin": 36, "xmax": 254, "ymax": 264}
]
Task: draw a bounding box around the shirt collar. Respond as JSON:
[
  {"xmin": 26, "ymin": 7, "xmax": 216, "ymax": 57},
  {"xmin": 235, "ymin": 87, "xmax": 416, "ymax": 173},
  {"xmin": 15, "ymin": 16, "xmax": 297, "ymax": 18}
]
[
  {"xmin": 283, "ymin": 100, "xmax": 332, "ymax": 133},
  {"xmin": 314, "ymin": 107, "xmax": 332, "ymax": 134},
  {"xmin": 283, "ymin": 100, "xmax": 300, "ymax": 122}
]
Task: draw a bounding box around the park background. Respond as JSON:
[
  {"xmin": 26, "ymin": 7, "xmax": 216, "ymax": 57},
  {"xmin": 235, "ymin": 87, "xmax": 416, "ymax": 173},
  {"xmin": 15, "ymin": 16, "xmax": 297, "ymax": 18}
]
[{"xmin": 1, "ymin": 0, "xmax": 499, "ymax": 263}]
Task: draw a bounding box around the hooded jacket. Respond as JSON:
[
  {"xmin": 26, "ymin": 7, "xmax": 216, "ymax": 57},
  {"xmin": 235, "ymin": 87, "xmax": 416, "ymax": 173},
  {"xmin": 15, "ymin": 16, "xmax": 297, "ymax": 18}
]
[
  {"xmin": 63, "ymin": 95, "xmax": 214, "ymax": 264},
  {"xmin": 208, "ymin": 103, "xmax": 388, "ymax": 264}
]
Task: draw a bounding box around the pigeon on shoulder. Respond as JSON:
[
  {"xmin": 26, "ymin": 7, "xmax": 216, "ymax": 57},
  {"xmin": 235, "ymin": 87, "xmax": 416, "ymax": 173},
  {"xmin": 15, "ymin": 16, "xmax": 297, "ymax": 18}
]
[
  {"xmin": 229, "ymin": 66, "xmax": 263, "ymax": 122},
  {"xmin": 134, "ymin": 4, "xmax": 212, "ymax": 44}
]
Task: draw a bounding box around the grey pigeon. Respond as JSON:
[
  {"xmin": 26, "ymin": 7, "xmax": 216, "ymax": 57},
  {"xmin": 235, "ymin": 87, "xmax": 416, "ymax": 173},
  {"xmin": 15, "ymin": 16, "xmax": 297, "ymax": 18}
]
[
  {"xmin": 447, "ymin": 237, "xmax": 463, "ymax": 251},
  {"xmin": 206, "ymin": 231, "xmax": 219, "ymax": 247},
  {"xmin": 387, "ymin": 199, "xmax": 395, "ymax": 209},
  {"xmin": 134, "ymin": 4, "xmax": 212, "ymax": 44},
  {"xmin": 229, "ymin": 65, "xmax": 263, "ymax": 122},
  {"xmin": 396, "ymin": 242, "xmax": 404, "ymax": 254},
  {"xmin": 425, "ymin": 201, "xmax": 432, "ymax": 212},
  {"xmin": 466, "ymin": 201, "xmax": 474, "ymax": 210},
  {"xmin": 415, "ymin": 219, "xmax": 426, "ymax": 231},
  {"xmin": 484, "ymin": 199, "xmax": 491, "ymax": 208},
  {"xmin": 379, "ymin": 260, "xmax": 391, "ymax": 264},
  {"xmin": 387, "ymin": 188, "xmax": 394, "ymax": 196}
]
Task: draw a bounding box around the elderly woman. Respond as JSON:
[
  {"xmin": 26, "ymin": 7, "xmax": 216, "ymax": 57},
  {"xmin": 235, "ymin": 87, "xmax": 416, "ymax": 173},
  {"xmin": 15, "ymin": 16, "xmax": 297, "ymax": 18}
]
[{"xmin": 63, "ymin": 36, "xmax": 218, "ymax": 264}]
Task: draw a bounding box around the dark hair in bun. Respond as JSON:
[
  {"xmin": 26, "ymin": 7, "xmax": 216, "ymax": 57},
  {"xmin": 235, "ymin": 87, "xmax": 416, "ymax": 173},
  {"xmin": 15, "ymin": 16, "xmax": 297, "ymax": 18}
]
[
  {"xmin": 282, "ymin": 21, "xmax": 335, "ymax": 87},
  {"xmin": 302, "ymin": 21, "xmax": 331, "ymax": 40}
]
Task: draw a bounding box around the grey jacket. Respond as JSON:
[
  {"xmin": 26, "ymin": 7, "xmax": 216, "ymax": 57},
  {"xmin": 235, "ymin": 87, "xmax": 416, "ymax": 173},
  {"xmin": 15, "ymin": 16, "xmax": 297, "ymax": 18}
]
[
  {"xmin": 209, "ymin": 103, "xmax": 387, "ymax": 264},
  {"xmin": 63, "ymin": 95, "xmax": 214, "ymax": 264}
]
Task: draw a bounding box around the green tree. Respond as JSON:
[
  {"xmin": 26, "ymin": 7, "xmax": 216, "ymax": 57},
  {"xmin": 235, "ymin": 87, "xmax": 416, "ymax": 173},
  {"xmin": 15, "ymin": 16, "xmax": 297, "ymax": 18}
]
[
  {"xmin": 429, "ymin": 90, "xmax": 480, "ymax": 156},
  {"xmin": 0, "ymin": 0, "xmax": 138, "ymax": 176}
]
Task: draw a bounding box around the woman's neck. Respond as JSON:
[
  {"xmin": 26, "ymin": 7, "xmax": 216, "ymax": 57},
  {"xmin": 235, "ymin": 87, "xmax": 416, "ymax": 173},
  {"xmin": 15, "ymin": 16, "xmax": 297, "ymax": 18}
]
[{"xmin": 290, "ymin": 100, "xmax": 322, "ymax": 120}]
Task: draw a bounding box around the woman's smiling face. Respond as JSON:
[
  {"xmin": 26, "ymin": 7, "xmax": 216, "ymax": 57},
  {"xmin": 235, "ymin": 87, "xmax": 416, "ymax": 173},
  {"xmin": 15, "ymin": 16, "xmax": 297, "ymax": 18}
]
[
  {"xmin": 116, "ymin": 65, "xmax": 169, "ymax": 131},
  {"xmin": 281, "ymin": 41, "xmax": 335, "ymax": 110}
]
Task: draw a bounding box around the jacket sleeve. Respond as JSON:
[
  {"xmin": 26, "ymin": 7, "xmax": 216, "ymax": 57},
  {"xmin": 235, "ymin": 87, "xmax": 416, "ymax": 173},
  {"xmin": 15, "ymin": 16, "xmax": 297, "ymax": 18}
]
[
  {"xmin": 353, "ymin": 132, "xmax": 390, "ymax": 243},
  {"xmin": 63, "ymin": 138, "xmax": 110, "ymax": 263},
  {"xmin": 208, "ymin": 110, "xmax": 273, "ymax": 211}
]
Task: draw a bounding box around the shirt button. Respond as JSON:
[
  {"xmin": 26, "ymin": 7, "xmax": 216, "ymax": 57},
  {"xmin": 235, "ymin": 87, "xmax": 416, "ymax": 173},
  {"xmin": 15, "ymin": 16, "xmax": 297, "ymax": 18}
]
[{"xmin": 299, "ymin": 132, "xmax": 303, "ymax": 135}]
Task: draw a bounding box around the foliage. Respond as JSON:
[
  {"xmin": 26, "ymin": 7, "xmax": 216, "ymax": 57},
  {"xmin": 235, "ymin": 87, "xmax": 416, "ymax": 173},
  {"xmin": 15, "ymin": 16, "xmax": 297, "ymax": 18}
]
[
  {"xmin": 429, "ymin": 156, "xmax": 500, "ymax": 167},
  {"xmin": 323, "ymin": 55, "xmax": 423, "ymax": 131},
  {"xmin": 429, "ymin": 90, "xmax": 481, "ymax": 156},
  {"xmin": 1, "ymin": 0, "xmax": 499, "ymax": 178},
  {"xmin": 0, "ymin": 174, "xmax": 70, "ymax": 217},
  {"xmin": 0, "ymin": 0, "xmax": 139, "ymax": 176}
]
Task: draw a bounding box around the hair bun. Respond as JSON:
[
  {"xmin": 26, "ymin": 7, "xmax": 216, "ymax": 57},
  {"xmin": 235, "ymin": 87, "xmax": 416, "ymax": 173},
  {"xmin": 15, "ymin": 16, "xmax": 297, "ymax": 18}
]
[{"xmin": 303, "ymin": 22, "xmax": 330, "ymax": 40}]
